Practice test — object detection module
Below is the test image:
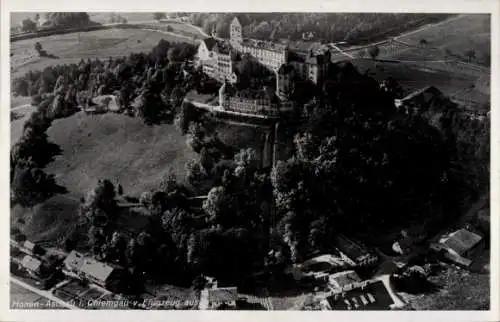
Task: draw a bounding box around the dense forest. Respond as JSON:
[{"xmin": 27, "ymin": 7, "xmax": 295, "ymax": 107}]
[
  {"xmin": 11, "ymin": 36, "xmax": 489, "ymax": 291},
  {"xmin": 189, "ymin": 13, "xmax": 453, "ymax": 44}
]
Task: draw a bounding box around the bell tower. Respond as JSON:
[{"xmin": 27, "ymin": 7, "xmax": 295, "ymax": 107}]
[{"xmin": 230, "ymin": 16, "xmax": 243, "ymax": 46}]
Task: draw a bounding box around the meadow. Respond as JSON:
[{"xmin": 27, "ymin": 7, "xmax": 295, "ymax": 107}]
[
  {"xmin": 11, "ymin": 27, "xmax": 197, "ymax": 79},
  {"xmin": 396, "ymin": 14, "xmax": 490, "ymax": 64}
]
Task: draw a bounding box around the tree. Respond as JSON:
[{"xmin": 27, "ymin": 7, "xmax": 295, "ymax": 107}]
[
  {"xmin": 81, "ymin": 179, "xmax": 119, "ymax": 227},
  {"xmin": 368, "ymin": 45, "xmax": 380, "ymax": 60},
  {"xmin": 21, "ymin": 18, "xmax": 37, "ymax": 32},
  {"xmin": 464, "ymin": 49, "xmax": 476, "ymax": 62},
  {"xmin": 419, "ymin": 38, "xmax": 428, "ymax": 47},
  {"xmin": 118, "ymin": 184, "xmax": 124, "ymax": 196},
  {"xmin": 186, "ymin": 160, "xmax": 207, "ymax": 187},
  {"xmin": 34, "ymin": 42, "xmax": 43, "ymax": 54},
  {"xmin": 202, "ymin": 186, "xmax": 237, "ymax": 227},
  {"xmin": 153, "ymin": 12, "xmax": 166, "ymax": 21},
  {"xmin": 11, "ymin": 166, "xmax": 66, "ymax": 208}
]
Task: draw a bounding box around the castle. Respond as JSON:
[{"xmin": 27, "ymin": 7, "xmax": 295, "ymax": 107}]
[{"xmin": 195, "ymin": 16, "xmax": 332, "ymax": 116}]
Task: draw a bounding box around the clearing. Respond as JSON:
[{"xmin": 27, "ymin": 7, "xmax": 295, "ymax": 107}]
[
  {"xmin": 351, "ymin": 59, "xmax": 489, "ymax": 111},
  {"xmin": 11, "ymin": 28, "xmax": 195, "ymax": 79},
  {"xmin": 395, "ymin": 14, "xmax": 490, "ymax": 65},
  {"xmin": 400, "ymin": 264, "xmax": 490, "ymax": 310},
  {"xmin": 45, "ymin": 111, "xmax": 197, "ymax": 197}
]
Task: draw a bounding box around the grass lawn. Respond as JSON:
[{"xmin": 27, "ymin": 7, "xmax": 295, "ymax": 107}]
[
  {"xmin": 45, "ymin": 111, "xmax": 197, "ymax": 197},
  {"xmin": 396, "ymin": 14, "xmax": 490, "ymax": 64},
  {"xmin": 351, "ymin": 58, "xmax": 489, "ymax": 109},
  {"xmin": 11, "ymin": 28, "xmax": 195, "ymax": 79},
  {"xmin": 400, "ymin": 264, "xmax": 490, "ymax": 310}
]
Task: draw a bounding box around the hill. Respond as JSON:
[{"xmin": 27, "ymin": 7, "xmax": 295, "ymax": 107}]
[
  {"xmin": 45, "ymin": 111, "xmax": 197, "ymax": 197},
  {"xmin": 190, "ymin": 13, "xmax": 453, "ymax": 45}
]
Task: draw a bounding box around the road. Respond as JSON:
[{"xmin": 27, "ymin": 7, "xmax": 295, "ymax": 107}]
[
  {"xmin": 11, "ymin": 103, "xmax": 34, "ymax": 112},
  {"xmin": 10, "ymin": 276, "xmax": 78, "ymax": 310}
]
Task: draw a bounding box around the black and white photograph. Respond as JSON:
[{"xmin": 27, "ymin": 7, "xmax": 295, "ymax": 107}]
[{"xmin": 3, "ymin": 0, "xmax": 498, "ymax": 318}]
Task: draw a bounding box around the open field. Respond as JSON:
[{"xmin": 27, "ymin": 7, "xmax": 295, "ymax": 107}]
[
  {"xmin": 11, "ymin": 28, "xmax": 194, "ymax": 79},
  {"xmin": 45, "ymin": 112, "xmax": 197, "ymax": 197},
  {"xmin": 351, "ymin": 59, "xmax": 489, "ymax": 110},
  {"xmin": 395, "ymin": 14, "xmax": 490, "ymax": 65},
  {"xmin": 400, "ymin": 264, "xmax": 490, "ymax": 310}
]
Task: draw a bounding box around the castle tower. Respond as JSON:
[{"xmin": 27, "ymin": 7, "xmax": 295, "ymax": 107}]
[
  {"xmin": 276, "ymin": 64, "xmax": 294, "ymax": 101},
  {"xmin": 230, "ymin": 16, "xmax": 243, "ymax": 46}
]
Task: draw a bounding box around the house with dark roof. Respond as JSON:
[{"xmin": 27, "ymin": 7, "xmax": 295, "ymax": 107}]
[
  {"xmin": 21, "ymin": 255, "xmax": 44, "ymax": 278},
  {"xmin": 63, "ymin": 251, "xmax": 123, "ymax": 289},
  {"xmin": 334, "ymin": 235, "xmax": 379, "ymax": 267},
  {"xmin": 322, "ymin": 280, "xmax": 396, "ymax": 310},
  {"xmin": 328, "ymin": 270, "xmax": 362, "ymax": 292},
  {"xmin": 207, "ymin": 287, "xmax": 238, "ymax": 309},
  {"xmin": 430, "ymin": 228, "xmax": 485, "ymax": 267}
]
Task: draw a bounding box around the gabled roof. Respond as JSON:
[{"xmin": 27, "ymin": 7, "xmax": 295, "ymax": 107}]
[
  {"xmin": 440, "ymin": 228, "xmax": 483, "ymax": 256},
  {"xmin": 326, "ymin": 280, "xmax": 394, "ymax": 310},
  {"xmin": 231, "ymin": 16, "xmax": 241, "ymax": 27},
  {"xmin": 208, "ymin": 287, "xmax": 238, "ymax": 302},
  {"xmin": 80, "ymin": 258, "xmax": 115, "ymax": 283},
  {"xmin": 64, "ymin": 250, "xmax": 85, "ymax": 270},
  {"xmin": 22, "ymin": 255, "xmax": 42, "ymax": 272},
  {"xmin": 63, "ymin": 250, "xmax": 116, "ymax": 283},
  {"xmin": 202, "ymin": 37, "xmax": 218, "ymax": 51},
  {"xmin": 329, "ymin": 270, "xmax": 362, "ymax": 288},
  {"xmin": 23, "ymin": 240, "xmax": 36, "ymax": 251}
]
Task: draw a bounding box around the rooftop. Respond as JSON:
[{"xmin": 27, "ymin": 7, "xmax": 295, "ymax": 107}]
[
  {"xmin": 23, "ymin": 240, "xmax": 36, "ymax": 251},
  {"xmin": 334, "ymin": 235, "xmax": 375, "ymax": 263},
  {"xmin": 439, "ymin": 228, "xmax": 483, "ymax": 256},
  {"xmin": 207, "ymin": 287, "xmax": 238, "ymax": 303},
  {"xmin": 64, "ymin": 250, "xmax": 116, "ymax": 283},
  {"xmin": 325, "ymin": 280, "xmax": 394, "ymax": 310},
  {"xmin": 329, "ymin": 270, "xmax": 362, "ymax": 289},
  {"xmin": 22, "ymin": 255, "xmax": 42, "ymax": 272},
  {"xmin": 202, "ymin": 37, "xmax": 227, "ymax": 52},
  {"xmin": 241, "ymin": 38, "xmax": 288, "ymax": 52}
]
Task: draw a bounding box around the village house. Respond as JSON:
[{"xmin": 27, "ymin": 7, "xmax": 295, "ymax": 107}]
[
  {"xmin": 20, "ymin": 255, "xmax": 44, "ymax": 278},
  {"xmin": 322, "ymin": 280, "xmax": 397, "ymax": 310},
  {"xmin": 328, "ymin": 270, "xmax": 362, "ymax": 293},
  {"xmin": 334, "ymin": 235, "xmax": 379, "ymax": 267},
  {"xmin": 63, "ymin": 251, "xmax": 123, "ymax": 290},
  {"xmin": 207, "ymin": 286, "xmax": 238, "ymax": 309},
  {"xmin": 430, "ymin": 228, "xmax": 485, "ymax": 267}
]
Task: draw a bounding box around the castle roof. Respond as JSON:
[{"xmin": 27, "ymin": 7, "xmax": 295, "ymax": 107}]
[
  {"xmin": 278, "ymin": 64, "xmax": 294, "ymax": 75},
  {"xmin": 241, "ymin": 38, "xmax": 288, "ymax": 52},
  {"xmin": 202, "ymin": 37, "xmax": 229, "ymax": 53},
  {"xmin": 231, "ymin": 16, "xmax": 241, "ymax": 27},
  {"xmin": 213, "ymin": 40, "xmax": 232, "ymax": 55}
]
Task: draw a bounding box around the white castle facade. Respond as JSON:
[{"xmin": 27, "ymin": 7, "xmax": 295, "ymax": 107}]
[{"xmin": 195, "ymin": 16, "xmax": 332, "ymax": 116}]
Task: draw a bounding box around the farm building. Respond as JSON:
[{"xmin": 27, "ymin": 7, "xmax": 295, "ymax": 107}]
[
  {"xmin": 10, "ymin": 238, "xmax": 46, "ymax": 257},
  {"xmin": 20, "ymin": 255, "xmax": 47, "ymax": 278},
  {"xmin": 322, "ymin": 280, "xmax": 395, "ymax": 310},
  {"xmin": 207, "ymin": 287, "xmax": 238, "ymax": 309},
  {"xmin": 430, "ymin": 228, "xmax": 485, "ymax": 267},
  {"xmin": 334, "ymin": 235, "xmax": 379, "ymax": 267},
  {"xmin": 63, "ymin": 251, "xmax": 123, "ymax": 289},
  {"xmin": 328, "ymin": 270, "xmax": 362, "ymax": 292}
]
